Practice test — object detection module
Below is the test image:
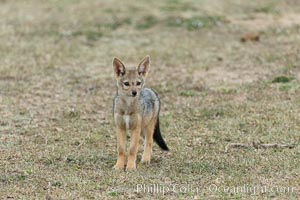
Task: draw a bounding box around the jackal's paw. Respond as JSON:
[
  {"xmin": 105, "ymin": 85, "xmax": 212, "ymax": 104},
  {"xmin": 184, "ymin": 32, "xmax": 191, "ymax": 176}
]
[
  {"xmin": 141, "ymin": 158, "xmax": 151, "ymax": 165},
  {"xmin": 114, "ymin": 163, "xmax": 125, "ymax": 170},
  {"xmin": 126, "ymin": 163, "xmax": 136, "ymax": 171}
]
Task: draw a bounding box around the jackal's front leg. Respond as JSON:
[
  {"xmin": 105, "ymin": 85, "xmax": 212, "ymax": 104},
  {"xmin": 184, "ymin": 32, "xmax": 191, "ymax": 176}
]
[
  {"xmin": 114, "ymin": 126, "xmax": 126, "ymax": 170},
  {"xmin": 126, "ymin": 124, "xmax": 141, "ymax": 170}
]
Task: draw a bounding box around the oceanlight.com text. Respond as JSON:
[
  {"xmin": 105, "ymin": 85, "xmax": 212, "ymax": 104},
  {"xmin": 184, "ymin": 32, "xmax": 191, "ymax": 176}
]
[{"xmin": 136, "ymin": 184, "xmax": 296, "ymax": 195}]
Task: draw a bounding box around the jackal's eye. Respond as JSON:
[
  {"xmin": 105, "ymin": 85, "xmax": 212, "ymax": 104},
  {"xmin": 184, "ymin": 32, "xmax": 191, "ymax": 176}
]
[
  {"xmin": 136, "ymin": 81, "xmax": 141, "ymax": 86},
  {"xmin": 123, "ymin": 82, "xmax": 130, "ymax": 86}
]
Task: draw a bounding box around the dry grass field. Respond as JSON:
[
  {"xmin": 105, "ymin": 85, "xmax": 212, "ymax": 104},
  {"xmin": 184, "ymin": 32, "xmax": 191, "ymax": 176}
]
[{"xmin": 0, "ymin": 0, "xmax": 299, "ymax": 199}]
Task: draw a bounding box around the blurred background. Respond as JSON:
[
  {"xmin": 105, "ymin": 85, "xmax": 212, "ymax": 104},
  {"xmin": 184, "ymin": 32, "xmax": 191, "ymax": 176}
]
[{"xmin": 0, "ymin": 0, "xmax": 299, "ymax": 199}]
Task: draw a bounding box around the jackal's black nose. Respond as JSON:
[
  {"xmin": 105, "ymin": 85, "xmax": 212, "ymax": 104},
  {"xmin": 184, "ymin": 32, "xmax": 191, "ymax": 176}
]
[{"xmin": 132, "ymin": 91, "xmax": 137, "ymax": 96}]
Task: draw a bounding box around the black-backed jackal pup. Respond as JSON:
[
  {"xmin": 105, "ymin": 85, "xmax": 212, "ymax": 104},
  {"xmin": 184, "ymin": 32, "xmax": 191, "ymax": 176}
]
[{"xmin": 112, "ymin": 56, "xmax": 169, "ymax": 170}]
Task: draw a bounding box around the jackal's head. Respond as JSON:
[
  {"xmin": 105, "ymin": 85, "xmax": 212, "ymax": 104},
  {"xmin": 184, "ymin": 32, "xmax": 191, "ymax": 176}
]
[{"xmin": 113, "ymin": 56, "xmax": 150, "ymax": 97}]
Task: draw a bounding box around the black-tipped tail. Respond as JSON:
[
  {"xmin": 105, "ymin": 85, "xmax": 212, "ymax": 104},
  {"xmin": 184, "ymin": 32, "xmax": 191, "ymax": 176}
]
[{"xmin": 153, "ymin": 118, "xmax": 169, "ymax": 151}]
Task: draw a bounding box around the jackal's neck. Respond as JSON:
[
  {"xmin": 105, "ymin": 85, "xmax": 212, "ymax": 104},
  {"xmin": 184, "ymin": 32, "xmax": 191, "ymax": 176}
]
[
  {"xmin": 119, "ymin": 94, "xmax": 139, "ymax": 106},
  {"xmin": 115, "ymin": 93, "xmax": 140, "ymax": 115}
]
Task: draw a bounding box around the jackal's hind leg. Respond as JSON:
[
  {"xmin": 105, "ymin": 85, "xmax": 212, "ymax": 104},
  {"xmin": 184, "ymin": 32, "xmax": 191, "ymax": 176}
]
[{"xmin": 141, "ymin": 120, "xmax": 156, "ymax": 164}]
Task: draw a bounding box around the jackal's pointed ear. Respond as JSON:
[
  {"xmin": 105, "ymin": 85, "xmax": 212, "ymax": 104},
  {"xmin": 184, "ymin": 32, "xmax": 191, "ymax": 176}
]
[
  {"xmin": 113, "ymin": 57, "xmax": 126, "ymax": 78},
  {"xmin": 137, "ymin": 55, "xmax": 150, "ymax": 77}
]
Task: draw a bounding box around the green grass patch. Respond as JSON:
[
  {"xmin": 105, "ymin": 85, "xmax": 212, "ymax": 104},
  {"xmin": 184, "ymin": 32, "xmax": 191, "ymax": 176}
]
[
  {"xmin": 179, "ymin": 90, "xmax": 197, "ymax": 97},
  {"xmin": 199, "ymin": 106, "xmax": 228, "ymax": 119},
  {"xmin": 108, "ymin": 191, "xmax": 119, "ymax": 197},
  {"xmin": 0, "ymin": 174, "xmax": 26, "ymax": 183},
  {"xmin": 167, "ymin": 16, "xmax": 226, "ymax": 30},
  {"xmin": 254, "ymin": 5, "xmax": 275, "ymax": 13},
  {"xmin": 65, "ymin": 109, "xmax": 81, "ymax": 119},
  {"xmin": 254, "ymin": 2, "xmax": 278, "ymax": 14},
  {"xmin": 73, "ymin": 30, "xmax": 103, "ymax": 41},
  {"xmin": 272, "ymin": 76, "xmax": 294, "ymax": 83},
  {"xmin": 104, "ymin": 18, "xmax": 132, "ymax": 30},
  {"xmin": 279, "ymin": 82, "xmax": 300, "ymax": 91},
  {"xmin": 52, "ymin": 181, "xmax": 63, "ymax": 188},
  {"xmin": 136, "ymin": 16, "xmax": 158, "ymax": 29}
]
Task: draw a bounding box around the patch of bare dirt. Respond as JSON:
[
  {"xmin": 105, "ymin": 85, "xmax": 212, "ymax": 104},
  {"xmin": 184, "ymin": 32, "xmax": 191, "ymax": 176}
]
[
  {"xmin": 193, "ymin": 66, "xmax": 270, "ymax": 88},
  {"xmin": 231, "ymin": 13, "xmax": 300, "ymax": 31},
  {"xmin": 296, "ymin": 69, "xmax": 300, "ymax": 81}
]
